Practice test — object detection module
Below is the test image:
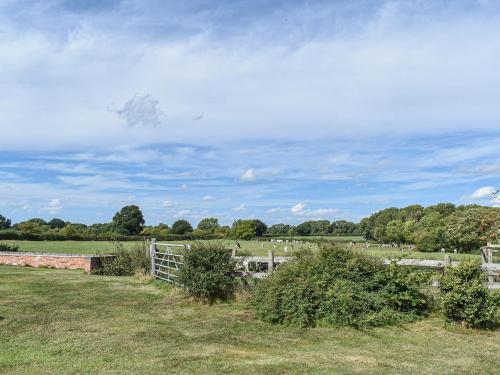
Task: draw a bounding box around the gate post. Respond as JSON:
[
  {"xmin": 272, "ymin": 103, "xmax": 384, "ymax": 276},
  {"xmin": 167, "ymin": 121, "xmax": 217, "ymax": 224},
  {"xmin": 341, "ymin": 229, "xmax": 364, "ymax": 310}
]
[
  {"xmin": 268, "ymin": 249, "xmax": 274, "ymax": 273},
  {"xmin": 150, "ymin": 238, "xmax": 156, "ymax": 277}
]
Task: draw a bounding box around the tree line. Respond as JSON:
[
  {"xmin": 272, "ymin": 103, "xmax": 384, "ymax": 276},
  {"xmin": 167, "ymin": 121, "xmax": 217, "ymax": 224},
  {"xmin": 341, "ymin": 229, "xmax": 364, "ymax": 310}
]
[
  {"xmin": 0, "ymin": 205, "xmax": 360, "ymax": 240},
  {"xmin": 1, "ymin": 202, "xmax": 498, "ymax": 252},
  {"xmin": 360, "ymin": 203, "xmax": 499, "ymax": 252}
]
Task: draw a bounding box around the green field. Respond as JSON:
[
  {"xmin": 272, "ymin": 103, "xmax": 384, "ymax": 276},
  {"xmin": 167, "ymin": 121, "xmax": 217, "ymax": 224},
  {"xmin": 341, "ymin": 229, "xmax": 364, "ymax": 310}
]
[
  {"xmin": 0, "ymin": 239, "xmax": 480, "ymax": 261},
  {"xmin": 1, "ymin": 266, "xmax": 499, "ymax": 374}
]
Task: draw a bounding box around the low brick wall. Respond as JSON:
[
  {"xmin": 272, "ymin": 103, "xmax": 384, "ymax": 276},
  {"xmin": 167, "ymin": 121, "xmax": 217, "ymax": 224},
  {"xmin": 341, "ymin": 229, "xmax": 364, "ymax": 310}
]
[{"xmin": 0, "ymin": 252, "xmax": 114, "ymax": 273}]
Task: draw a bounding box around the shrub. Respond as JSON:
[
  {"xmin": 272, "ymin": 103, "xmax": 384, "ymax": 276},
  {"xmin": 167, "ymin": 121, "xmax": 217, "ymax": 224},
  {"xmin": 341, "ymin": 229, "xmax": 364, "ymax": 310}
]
[
  {"xmin": 178, "ymin": 242, "xmax": 236, "ymax": 303},
  {"xmin": 252, "ymin": 244, "xmax": 431, "ymax": 328},
  {"xmin": 92, "ymin": 242, "xmax": 150, "ymax": 276},
  {"xmin": 0, "ymin": 242, "xmax": 19, "ymax": 252},
  {"xmin": 439, "ymin": 259, "xmax": 499, "ymax": 328}
]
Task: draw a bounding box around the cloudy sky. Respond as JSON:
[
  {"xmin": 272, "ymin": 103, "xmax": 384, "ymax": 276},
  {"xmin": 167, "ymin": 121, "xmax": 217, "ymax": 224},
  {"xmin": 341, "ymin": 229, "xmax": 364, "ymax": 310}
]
[{"xmin": 1, "ymin": 0, "xmax": 499, "ymax": 226}]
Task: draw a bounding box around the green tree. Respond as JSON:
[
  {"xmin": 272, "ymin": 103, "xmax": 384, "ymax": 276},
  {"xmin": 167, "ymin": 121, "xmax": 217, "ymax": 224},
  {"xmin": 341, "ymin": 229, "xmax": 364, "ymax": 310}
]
[
  {"xmin": 413, "ymin": 211, "xmax": 447, "ymax": 252},
  {"xmin": 266, "ymin": 223, "xmax": 293, "ymax": 236},
  {"xmin": 48, "ymin": 218, "xmax": 66, "ymax": 229},
  {"xmin": 0, "ymin": 214, "xmax": 11, "ymax": 230},
  {"xmin": 386, "ymin": 220, "xmax": 405, "ymax": 243},
  {"xmin": 112, "ymin": 205, "xmax": 145, "ymax": 235},
  {"xmin": 171, "ymin": 219, "xmax": 193, "ymax": 235},
  {"xmin": 445, "ymin": 207, "xmax": 499, "ymax": 252},
  {"xmin": 232, "ymin": 220, "xmax": 258, "ymax": 240},
  {"xmin": 197, "ymin": 217, "xmax": 220, "ymax": 232}
]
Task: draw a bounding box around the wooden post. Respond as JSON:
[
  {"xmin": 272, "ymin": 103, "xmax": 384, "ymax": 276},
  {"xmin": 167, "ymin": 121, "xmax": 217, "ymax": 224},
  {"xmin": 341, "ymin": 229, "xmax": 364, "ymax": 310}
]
[
  {"xmin": 232, "ymin": 248, "xmax": 238, "ymax": 257},
  {"xmin": 150, "ymin": 238, "xmax": 156, "ymax": 277},
  {"xmin": 444, "ymin": 255, "xmax": 451, "ymax": 267},
  {"xmin": 268, "ymin": 250, "xmax": 274, "ymax": 273}
]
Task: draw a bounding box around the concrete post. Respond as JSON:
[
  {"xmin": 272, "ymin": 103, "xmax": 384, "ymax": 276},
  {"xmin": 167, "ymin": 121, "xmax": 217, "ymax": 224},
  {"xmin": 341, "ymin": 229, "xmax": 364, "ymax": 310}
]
[
  {"xmin": 268, "ymin": 249, "xmax": 274, "ymax": 273},
  {"xmin": 232, "ymin": 248, "xmax": 238, "ymax": 257},
  {"xmin": 444, "ymin": 255, "xmax": 451, "ymax": 267}
]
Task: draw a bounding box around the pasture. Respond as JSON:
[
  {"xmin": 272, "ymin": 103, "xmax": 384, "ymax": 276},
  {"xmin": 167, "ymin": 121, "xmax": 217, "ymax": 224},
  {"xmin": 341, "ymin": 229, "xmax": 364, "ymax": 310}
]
[
  {"xmin": 1, "ymin": 266, "xmax": 499, "ymax": 374},
  {"xmin": 0, "ymin": 239, "xmax": 480, "ymax": 261}
]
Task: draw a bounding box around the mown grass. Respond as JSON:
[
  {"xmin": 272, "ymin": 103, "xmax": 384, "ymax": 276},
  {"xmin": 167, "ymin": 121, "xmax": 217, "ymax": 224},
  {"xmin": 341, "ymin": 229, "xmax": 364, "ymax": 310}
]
[
  {"xmin": 1, "ymin": 266, "xmax": 499, "ymax": 374},
  {"xmin": 1, "ymin": 239, "xmax": 480, "ymax": 261}
]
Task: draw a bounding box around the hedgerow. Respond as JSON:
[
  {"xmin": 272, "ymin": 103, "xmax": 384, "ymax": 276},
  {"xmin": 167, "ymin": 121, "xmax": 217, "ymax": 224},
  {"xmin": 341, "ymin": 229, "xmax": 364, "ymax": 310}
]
[
  {"xmin": 439, "ymin": 259, "xmax": 500, "ymax": 328},
  {"xmin": 179, "ymin": 242, "xmax": 236, "ymax": 303},
  {"xmin": 252, "ymin": 243, "xmax": 431, "ymax": 328}
]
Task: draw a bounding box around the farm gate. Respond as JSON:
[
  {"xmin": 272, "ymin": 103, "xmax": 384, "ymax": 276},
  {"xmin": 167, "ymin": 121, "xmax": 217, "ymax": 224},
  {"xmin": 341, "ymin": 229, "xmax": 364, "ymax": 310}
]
[{"xmin": 149, "ymin": 239, "xmax": 191, "ymax": 285}]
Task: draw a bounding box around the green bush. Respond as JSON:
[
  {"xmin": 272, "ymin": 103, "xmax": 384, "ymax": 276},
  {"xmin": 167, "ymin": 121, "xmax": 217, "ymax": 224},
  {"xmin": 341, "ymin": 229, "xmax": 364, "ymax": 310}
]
[
  {"xmin": 439, "ymin": 259, "xmax": 499, "ymax": 328},
  {"xmin": 92, "ymin": 242, "xmax": 150, "ymax": 276},
  {"xmin": 252, "ymin": 244, "xmax": 431, "ymax": 328},
  {"xmin": 178, "ymin": 242, "xmax": 236, "ymax": 303},
  {"xmin": 0, "ymin": 242, "xmax": 19, "ymax": 252}
]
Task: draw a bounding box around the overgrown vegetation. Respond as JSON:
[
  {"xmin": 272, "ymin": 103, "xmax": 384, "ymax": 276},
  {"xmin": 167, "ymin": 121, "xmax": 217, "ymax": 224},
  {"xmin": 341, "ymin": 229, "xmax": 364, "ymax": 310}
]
[
  {"xmin": 360, "ymin": 204, "xmax": 499, "ymax": 252},
  {"xmin": 92, "ymin": 241, "xmax": 150, "ymax": 276},
  {"xmin": 439, "ymin": 259, "xmax": 500, "ymax": 328},
  {"xmin": 252, "ymin": 243, "xmax": 431, "ymax": 328},
  {"xmin": 179, "ymin": 242, "xmax": 237, "ymax": 303},
  {"xmin": 0, "ymin": 242, "xmax": 18, "ymax": 252}
]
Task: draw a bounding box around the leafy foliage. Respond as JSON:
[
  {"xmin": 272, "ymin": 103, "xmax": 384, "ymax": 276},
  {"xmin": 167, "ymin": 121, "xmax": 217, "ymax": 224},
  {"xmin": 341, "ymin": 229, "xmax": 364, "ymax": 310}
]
[
  {"xmin": 92, "ymin": 242, "xmax": 150, "ymax": 276},
  {"xmin": 171, "ymin": 219, "xmax": 194, "ymax": 235},
  {"xmin": 112, "ymin": 205, "xmax": 145, "ymax": 235},
  {"xmin": 232, "ymin": 219, "xmax": 267, "ymax": 239},
  {"xmin": 197, "ymin": 217, "xmax": 220, "ymax": 232},
  {"xmin": 0, "ymin": 242, "xmax": 19, "ymax": 252},
  {"xmin": 0, "ymin": 215, "xmax": 11, "ymax": 230},
  {"xmin": 439, "ymin": 259, "xmax": 499, "ymax": 328},
  {"xmin": 252, "ymin": 244, "xmax": 431, "ymax": 328},
  {"xmin": 179, "ymin": 242, "xmax": 236, "ymax": 303}
]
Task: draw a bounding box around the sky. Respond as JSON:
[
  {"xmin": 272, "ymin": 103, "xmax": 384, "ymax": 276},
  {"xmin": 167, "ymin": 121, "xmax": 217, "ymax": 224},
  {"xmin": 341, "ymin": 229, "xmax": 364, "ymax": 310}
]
[{"xmin": 0, "ymin": 0, "xmax": 499, "ymax": 226}]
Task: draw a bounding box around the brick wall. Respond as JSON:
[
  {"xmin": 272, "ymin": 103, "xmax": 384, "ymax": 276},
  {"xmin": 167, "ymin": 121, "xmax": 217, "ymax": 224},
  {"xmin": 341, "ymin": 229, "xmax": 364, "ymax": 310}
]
[{"xmin": 0, "ymin": 252, "xmax": 113, "ymax": 273}]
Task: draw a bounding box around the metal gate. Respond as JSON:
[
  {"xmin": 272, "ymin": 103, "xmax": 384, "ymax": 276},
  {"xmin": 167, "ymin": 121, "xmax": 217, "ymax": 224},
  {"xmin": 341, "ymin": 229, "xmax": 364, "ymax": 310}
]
[{"xmin": 150, "ymin": 239, "xmax": 191, "ymax": 285}]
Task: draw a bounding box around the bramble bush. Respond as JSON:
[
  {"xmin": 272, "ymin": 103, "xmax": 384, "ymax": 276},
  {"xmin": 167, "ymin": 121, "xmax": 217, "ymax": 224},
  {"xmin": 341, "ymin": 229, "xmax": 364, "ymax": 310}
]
[
  {"xmin": 252, "ymin": 243, "xmax": 431, "ymax": 328},
  {"xmin": 0, "ymin": 242, "xmax": 19, "ymax": 252},
  {"xmin": 439, "ymin": 259, "xmax": 499, "ymax": 328},
  {"xmin": 92, "ymin": 241, "xmax": 150, "ymax": 276},
  {"xmin": 179, "ymin": 242, "xmax": 236, "ymax": 303}
]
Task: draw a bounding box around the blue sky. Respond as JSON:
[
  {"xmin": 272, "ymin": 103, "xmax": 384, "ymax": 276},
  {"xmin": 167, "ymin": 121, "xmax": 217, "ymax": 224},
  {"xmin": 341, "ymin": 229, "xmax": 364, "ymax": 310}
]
[{"xmin": 0, "ymin": 0, "xmax": 499, "ymax": 225}]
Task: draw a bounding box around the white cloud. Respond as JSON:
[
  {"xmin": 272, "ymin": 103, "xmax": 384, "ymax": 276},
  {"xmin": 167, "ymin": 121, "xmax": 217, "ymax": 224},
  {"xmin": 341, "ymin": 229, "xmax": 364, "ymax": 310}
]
[
  {"xmin": 162, "ymin": 200, "xmax": 174, "ymax": 208},
  {"xmin": 232, "ymin": 204, "xmax": 246, "ymax": 212},
  {"xmin": 291, "ymin": 203, "xmax": 306, "ymax": 214},
  {"xmin": 180, "ymin": 184, "xmax": 188, "ymax": 190},
  {"xmin": 202, "ymin": 195, "xmax": 215, "ymax": 201},
  {"xmin": 42, "ymin": 199, "xmax": 63, "ymax": 214},
  {"xmin": 291, "ymin": 203, "xmax": 339, "ymax": 219},
  {"xmin": 240, "ymin": 169, "xmax": 256, "ymax": 182},
  {"xmin": 471, "ymin": 186, "xmax": 497, "ymax": 199},
  {"xmin": 113, "ymin": 94, "xmax": 166, "ymax": 128},
  {"xmin": 174, "ymin": 209, "xmax": 190, "ymax": 218}
]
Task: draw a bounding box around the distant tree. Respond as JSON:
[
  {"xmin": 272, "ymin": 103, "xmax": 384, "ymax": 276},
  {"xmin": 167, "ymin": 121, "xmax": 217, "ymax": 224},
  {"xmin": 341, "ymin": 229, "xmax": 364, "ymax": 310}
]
[
  {"xmin": 266, "ymin": 223, "xmax": 292, "ymax": 236},
  {"xmin": 253, "ymin": 219, "xmax": 268, "ymax": 237},
  {"xmin": 231, "ymin": 219, "xmax": 267, "ymax": 239},
  {"xmin": 413, "ymin": 212, "xmax": 447, "ymax": 252},
  {"xmin": 232, "ymin": 220, "xmax": 258, "ymax": 240},
  {"xmin": 197, "ymin": 217, "xmax": 220, "ymax": 232},
  {"xmin": 112, "ymin": 205, "xmax": 145, "ymax": 235},
  {"xmin": 386, "ymin": 220, "xmax": 405, "ymax": 243},
  {"xmin": 0, "ymin": 214, "xmax": 11, "ymax": 230},
  {"xmin": 445, "ymin": 207, "xmax": 499, "ymax": 252},
  {"xmin": 48, "ymin": 218, "xmax": 66, "ymax": 229},
  {"xmin": 171, "ymin": 219, "xmax": 193, "ymax": 235}
]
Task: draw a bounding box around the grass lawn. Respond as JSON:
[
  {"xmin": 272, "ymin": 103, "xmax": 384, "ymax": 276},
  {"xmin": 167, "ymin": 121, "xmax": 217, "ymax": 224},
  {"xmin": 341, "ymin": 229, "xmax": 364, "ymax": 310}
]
[
  {"xmin": 1, "ymin": 266, "xmax": 499, "ymax": 374},
  {"xmin": 1, "ymin": 239, "xmax": 480, "ymax": 261},
  {"xmin": 0, "ymin": 240, "xmax": 137, "ymax": 254}
]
